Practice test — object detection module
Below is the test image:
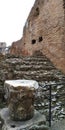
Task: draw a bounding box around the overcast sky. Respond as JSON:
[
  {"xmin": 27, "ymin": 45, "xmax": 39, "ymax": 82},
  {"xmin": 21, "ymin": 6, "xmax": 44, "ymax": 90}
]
[{"xmin": 0, "ymin": 0, "xmax": 35, "ymax": 46}]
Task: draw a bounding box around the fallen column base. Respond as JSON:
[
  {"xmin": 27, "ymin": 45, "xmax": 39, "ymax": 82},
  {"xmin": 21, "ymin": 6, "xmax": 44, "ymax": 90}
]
[{"xmin": 0, "ymin": 108, "xmax": 49, "ymax": 130}]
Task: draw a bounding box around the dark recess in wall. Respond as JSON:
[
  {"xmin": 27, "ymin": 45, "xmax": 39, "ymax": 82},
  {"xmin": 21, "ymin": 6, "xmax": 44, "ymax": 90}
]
[
  {"xmin": 32, "ymin": 39, "xmax": 36, "ymax": 44},
  {"xmin": 34, "ymin": 7, "xmax": 40, "ymax": 17},
  {"xmin": 39, "ymin": 36, "xmax": 43, "ymax": 42}
]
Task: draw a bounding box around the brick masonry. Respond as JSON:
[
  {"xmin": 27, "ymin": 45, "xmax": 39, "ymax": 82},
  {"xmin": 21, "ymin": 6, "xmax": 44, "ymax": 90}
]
[{"xmin": 10, "ymin": 0, "xmax": 65, "ymax": 73}]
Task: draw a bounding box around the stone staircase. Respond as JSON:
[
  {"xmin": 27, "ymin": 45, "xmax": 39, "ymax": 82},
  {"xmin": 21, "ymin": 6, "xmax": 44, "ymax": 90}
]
[
  {"xmin": 0, "ymin": 54, "xmax": 65, "ymax": 122},
  {"xmin": 1, "ymin": 54, "xmax": 64, "ymax": 83}
]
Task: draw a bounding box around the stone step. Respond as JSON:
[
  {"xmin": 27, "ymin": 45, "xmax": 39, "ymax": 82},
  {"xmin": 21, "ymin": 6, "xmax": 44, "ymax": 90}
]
[
  {"xmin": 13, "ymin": 71, "xmax": 59, "ymax": 81},
  {"xmin": 18, "ymin": 65, "xmax": 55, "ymax": 71},
  {"xmin": 5, "ymin": 59, "xmax": 51, "ymax": 65},
  {"xmin": 9, "ymin": 64, "xmax": 55, "ymax": 71},
  {"xmin": 19, "ymin": 61, "xmax": 53, "ymax": 65},
  {"xmin": 1, "ymin": 62, "xmax": 55, "ymax": 70},
  {"xmin": 13, "ymin": 70, "xmax": 57, "ymax": 76},
  {"xmin": 24, "ymin": 58, "xmax": 50, "ymax": 62}
]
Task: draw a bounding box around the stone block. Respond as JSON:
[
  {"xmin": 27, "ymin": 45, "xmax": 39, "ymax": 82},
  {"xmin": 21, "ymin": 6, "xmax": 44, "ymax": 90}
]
[{"xmin": 4, "ymin": 80, "xmax": 39, "ymax": 121}]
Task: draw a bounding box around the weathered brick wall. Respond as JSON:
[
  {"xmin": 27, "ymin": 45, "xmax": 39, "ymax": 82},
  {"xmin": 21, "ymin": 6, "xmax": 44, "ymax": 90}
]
[{"xmin": 10, "ymin": 0, "xmax": 65, "ymax": 73}]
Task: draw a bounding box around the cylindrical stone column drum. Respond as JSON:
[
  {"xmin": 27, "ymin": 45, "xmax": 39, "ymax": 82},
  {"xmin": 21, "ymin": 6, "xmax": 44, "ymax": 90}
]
[{"xmin": 4, "ymin": 80, "xmax": 39, "ymax": 121}]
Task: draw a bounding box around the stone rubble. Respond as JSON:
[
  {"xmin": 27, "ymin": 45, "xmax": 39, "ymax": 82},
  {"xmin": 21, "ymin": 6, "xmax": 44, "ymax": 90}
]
[{"xmin": 0, "ymin": 54, "xmax": 65, "ymax": 127}]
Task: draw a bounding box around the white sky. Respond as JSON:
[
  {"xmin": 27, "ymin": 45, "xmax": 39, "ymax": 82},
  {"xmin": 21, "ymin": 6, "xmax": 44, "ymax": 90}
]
[{"xmin": 0, "ymin": 0, "xmax": 35, "ymax": 46}]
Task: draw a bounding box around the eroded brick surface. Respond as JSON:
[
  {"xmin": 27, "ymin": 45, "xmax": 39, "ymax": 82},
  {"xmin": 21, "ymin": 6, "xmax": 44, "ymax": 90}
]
[{"xmin": 10, "ymin": 0, "xmax": 65, "ymax": 73}]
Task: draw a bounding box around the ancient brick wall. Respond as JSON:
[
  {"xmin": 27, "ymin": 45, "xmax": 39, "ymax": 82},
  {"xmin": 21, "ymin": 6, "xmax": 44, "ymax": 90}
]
[{"xmin": 10, "ymin": 0, "xmax": 65, "ymax": 73}]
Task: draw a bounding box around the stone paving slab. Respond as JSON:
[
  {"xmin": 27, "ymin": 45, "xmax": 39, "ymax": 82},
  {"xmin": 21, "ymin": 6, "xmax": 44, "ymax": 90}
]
[
  {"xmin": 49, "ymin": 119, "xmax": 65, "ymax": 130},
  {"xmin": 0, "ymin": 108, "xmax": 49, "ymax": 130}
]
